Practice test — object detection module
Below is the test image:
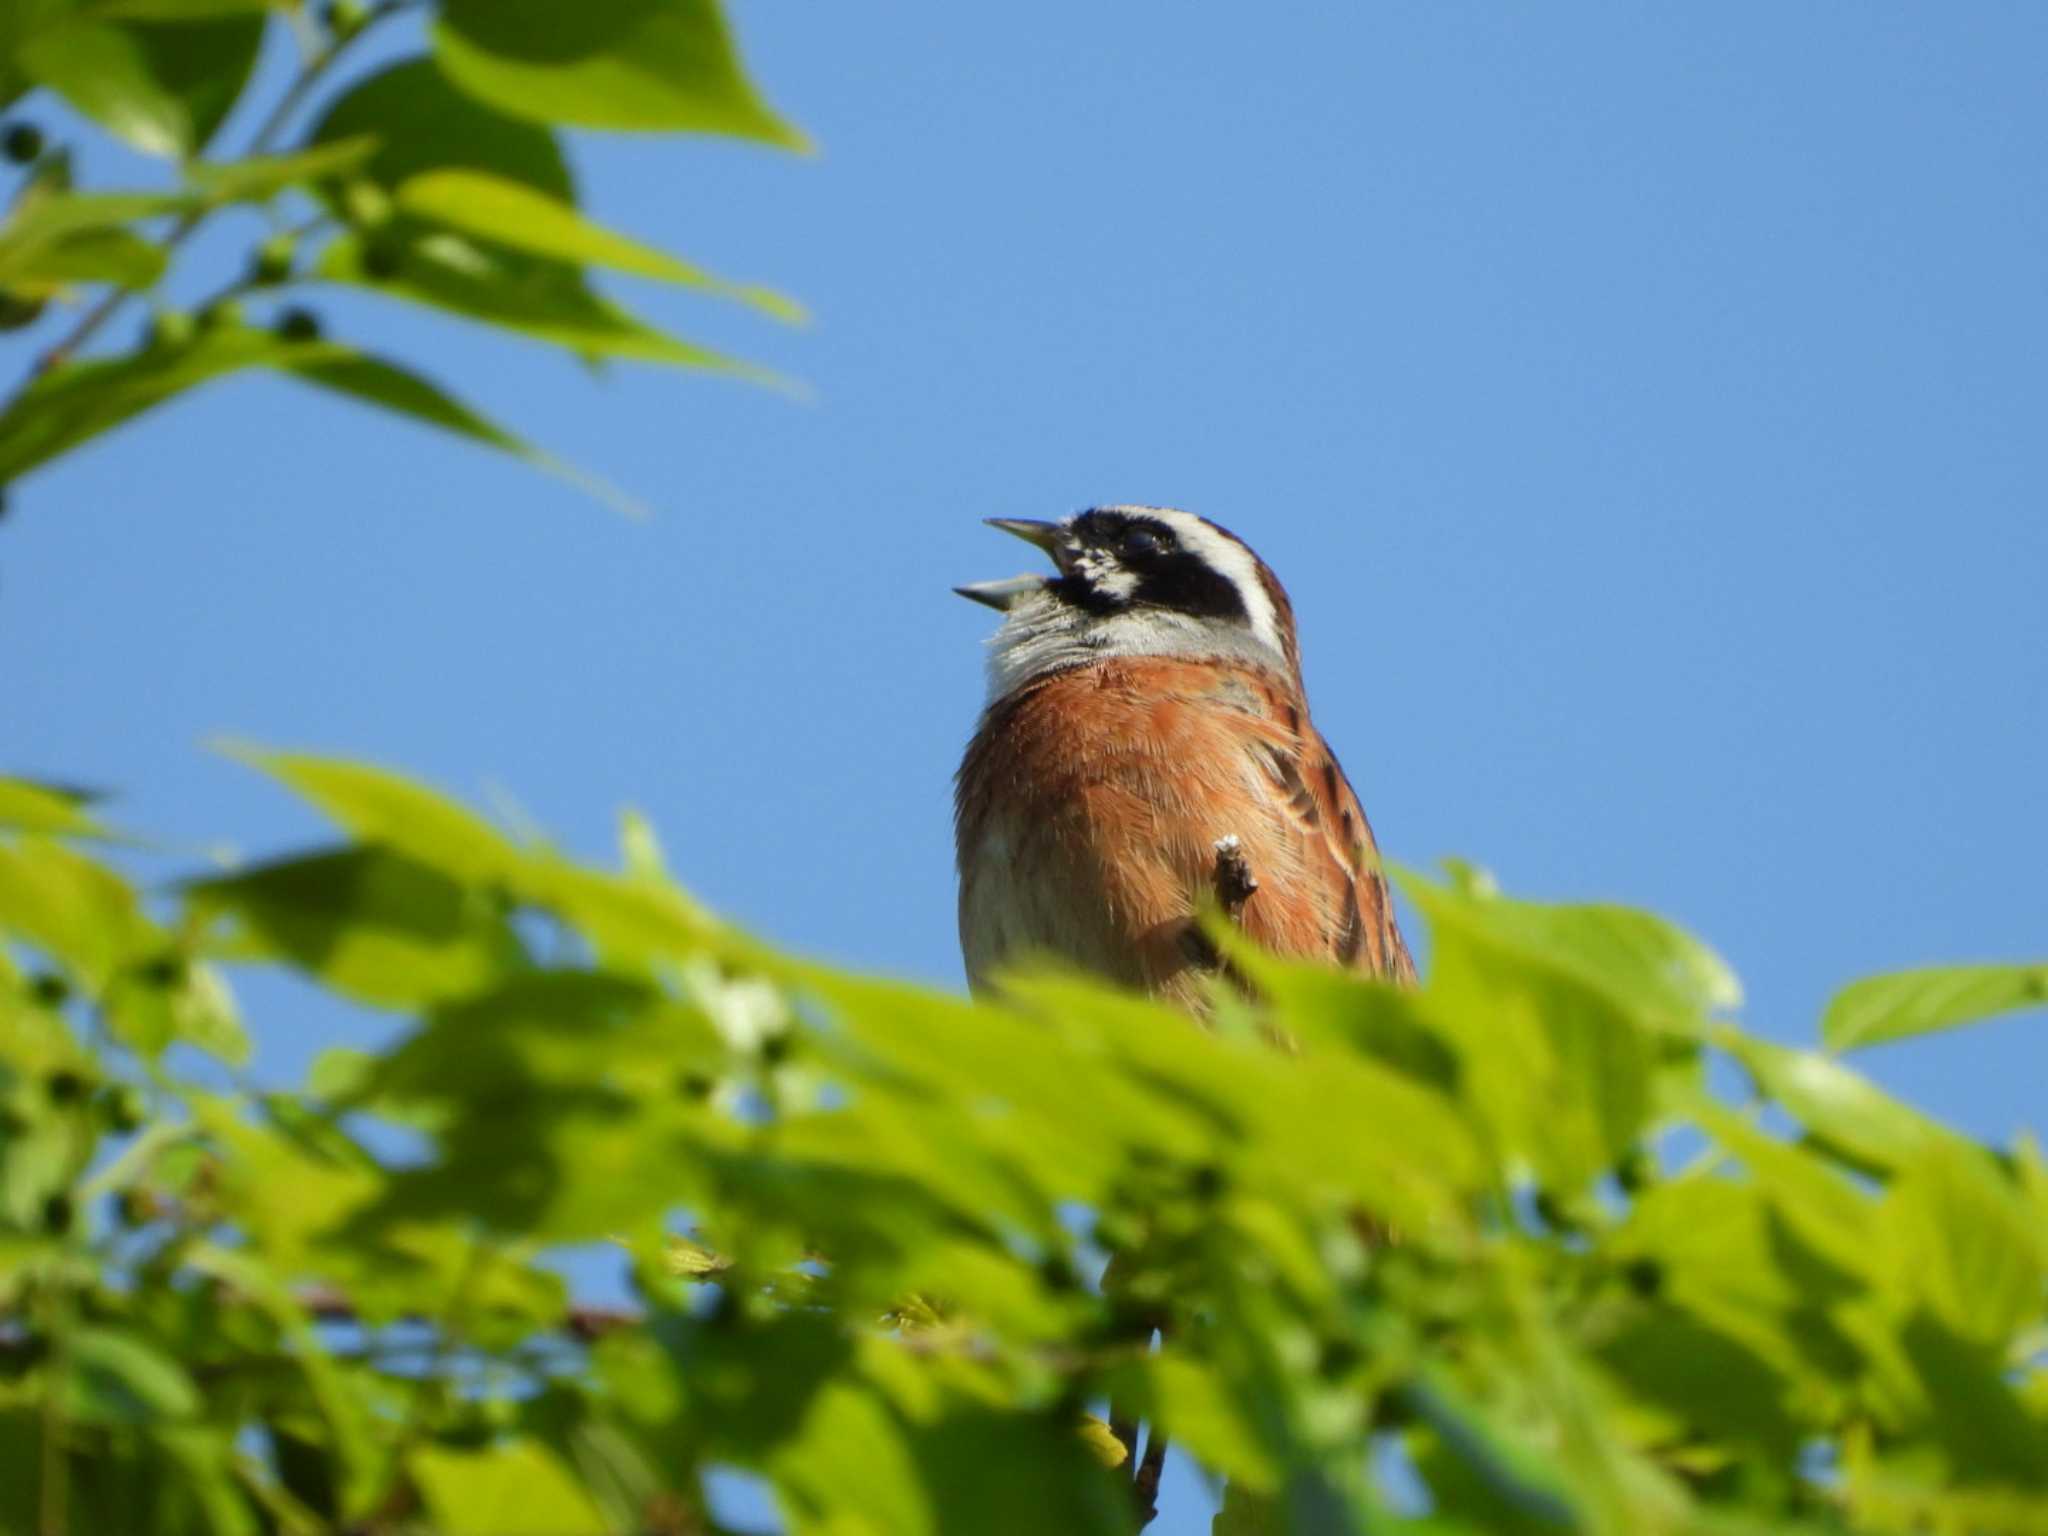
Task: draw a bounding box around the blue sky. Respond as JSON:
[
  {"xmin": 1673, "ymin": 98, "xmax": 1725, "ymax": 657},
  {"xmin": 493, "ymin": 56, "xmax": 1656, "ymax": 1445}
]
[{"xmin": 7, "ymin": 4, "xmax": 2047, "ymax": 1527}]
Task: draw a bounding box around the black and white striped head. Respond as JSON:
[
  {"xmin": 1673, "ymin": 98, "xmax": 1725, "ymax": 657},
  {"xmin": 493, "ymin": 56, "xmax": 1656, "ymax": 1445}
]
[{"xmin": 957, "ymin": 506, "xmax": 1300, "ymax": 698}]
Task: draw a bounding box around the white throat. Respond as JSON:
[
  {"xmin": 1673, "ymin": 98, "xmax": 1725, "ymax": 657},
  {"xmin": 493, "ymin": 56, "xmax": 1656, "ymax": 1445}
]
[{"xmin": 983, "ymin": 587, "xmax": 1289, "ymax": 701}]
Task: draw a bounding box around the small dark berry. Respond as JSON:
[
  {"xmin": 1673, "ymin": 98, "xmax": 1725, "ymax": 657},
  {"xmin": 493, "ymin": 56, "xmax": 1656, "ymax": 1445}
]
[
  {"xmin": 1533, "ymin": 1189, "xmax": 1577, "ymax": 1233},
  {"xmin": 0, "ymin": 290, "xmax": 43, "ymax": 331},
  {"xmin": 1187, "ymin": 1163, "xmax": 1227, "ymax": 1201},
  {"xmin": 1616, "ymin": 1146, "xmax": 1654, "ymax": 1195},
  {"xmin": 138, "ymin": 954, "xmax": 185, "ymax": 988},
  {"xmin": 42, "ymin": 1193, "xmax": 73, "ymax": 1234},
  {"xmin": 2, "ymin": 123, "xmax": 43, "ymax": 164},
  {"xmin": 1317, "ymin": 1337, "xmax": 1364, "ymax": 1380},
  {"xmin": 757, "ymin": 1033, "xmax": 792, "ymax": 1068},
  {"xmin": 361, "ymin": 239, "xmax": 403, "ymax": 281},
  {"xmin": 1036, "ymin": 1254, "xmax": 1078, "ymax": 1293},
  {"xmin": 320, "ymin": 0, "xmax": 367, "ymax": 37},
  {"xmin": 45, "ymin": 1070, "xmax": 87, "ymax": 1105},
  {"xmin": 678, "ymin": 1072, "xmax": 715, "ymax": 1100},
  {"xmin": 29, "ymin": 973, "xmax": 69, "ymax": 1007},
  {"xmin": 275, "ymin": 306, "xmax": 321, "ymax": 342},
  {"xmin": 1622, "ymin": 1257, "xmax": 1663, "ymax": 1299},
  {"xmin": 250, "ymin": 236, "xmax": 294, "ymax": 286},
  {"xmin": 100, "ymin": 1086, "xmax": 145, "ymax": 1134}
]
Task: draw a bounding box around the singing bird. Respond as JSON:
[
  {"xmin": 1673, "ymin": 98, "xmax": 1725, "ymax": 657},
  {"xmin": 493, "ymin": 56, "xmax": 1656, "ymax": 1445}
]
[{"xmin": 954, "ymin": 506, "xmax": 1412, "ymax": 1008}]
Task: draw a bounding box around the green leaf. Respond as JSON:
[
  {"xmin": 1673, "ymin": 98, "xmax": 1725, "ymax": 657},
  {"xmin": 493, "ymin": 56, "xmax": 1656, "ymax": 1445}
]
[
  {"xmin": 0, "ymin": 778, "xmax": 106, "ymax": 838},
  {"xmin": 1407, "ymin": 867, "xmax": 1742, "ymax": 1032},
  {"xmin": 0, "ymin": 188, "xmax": 196, "ymax": 296},
  {"xmin": 221, "ymin": 747, "xmax": 528, "ymax": 888},
  {"xmin": 318, "ymin": 226, "xmax": 775, "ymax": 379},
  {"xmin": 63, "ymin": 1325, "xmax": 201, "ymax": 1424},
  {"xmin": 0, "ymin": 323, "xmax": 297, "ymax": 484},
  {"xmin": 0, "ymin": 835, "xmax": 155, "ymax": 988},
  {"xmin": 1407, "ymin": 877, "xmax": 1659, "ymax": 1193},
  {"xmin": 185, "ymin": 136, "xmax": 380, "ymax": 203},
  {"xmin": 108, "ymin": 955, "xmax": 248, "ymax": 1062},
  {"xmin": 409, "ymin": 1439, "xmax": 610, "ymax": 1536},
  {"xmin": 308, "ymin": 56, "xmax": 574, "ymax": 199},
  {"xmin": 308, "ymin": 57, "xmax": 776, "ymax": 381},
  {"xmin": 1883, "ymin": 1141, "xmax": 2044, "ymax": 1346},
  {"xmin": 189, "ymin": 844, "xmax": 526, "ymax": 1008},
  {"xmin": 433, "ymin": 0, "xmax": 807, "ymax": 148},
  {"xmin": 1695, "ymin": 1104, "xmax": 1877, "ymax": 1284},
  {"xmin": 18, "ymin": 12, "xmax": 266, "ymax": 158},
  {"xmin": 279, "ymin": 351, "xmax": 648, "ymax": 517},
  {"xmin": 395, "ymin": 168, "xmax": 802, "ymax": 320},
  {"xmin": 1823, "ymin": 963, "xmax": 2048, "ymax": 1053},
  {"xmin": 1719, "ymin": 1032, "xmax": 1965, "ymax": 1175}
]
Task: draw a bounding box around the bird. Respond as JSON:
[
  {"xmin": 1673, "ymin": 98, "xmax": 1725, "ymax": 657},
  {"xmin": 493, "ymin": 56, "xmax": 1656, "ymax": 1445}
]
[{"xmin": 954, "ymin": 506, "xmax": 1413, "ymax": 1012}]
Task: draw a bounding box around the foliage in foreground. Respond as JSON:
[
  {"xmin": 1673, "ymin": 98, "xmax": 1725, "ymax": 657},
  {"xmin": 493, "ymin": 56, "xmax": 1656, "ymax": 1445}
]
[
  {"xmin": 0, "ymin": 758, "xmax": 2044, "ymax": 1535},
  {"xmin": 0, "ymin": 0, "xmax": 804, "ymax": 513}
]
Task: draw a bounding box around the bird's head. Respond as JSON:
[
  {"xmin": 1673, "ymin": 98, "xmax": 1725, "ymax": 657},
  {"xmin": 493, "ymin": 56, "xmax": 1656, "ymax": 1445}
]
[{"xmin": 957, "ymin": 506, "xmax": 1299, "ymax": 697}]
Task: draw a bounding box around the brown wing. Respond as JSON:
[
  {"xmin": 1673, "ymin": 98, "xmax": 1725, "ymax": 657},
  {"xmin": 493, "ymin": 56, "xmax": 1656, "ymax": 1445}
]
[{"xmin": 1245, "ymin": 717, "xmax": 1415, "ymax": 984}]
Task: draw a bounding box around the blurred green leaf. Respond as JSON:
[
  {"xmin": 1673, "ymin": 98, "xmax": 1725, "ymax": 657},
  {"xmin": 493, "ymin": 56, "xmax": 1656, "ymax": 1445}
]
[
  {"xmin": 108, "ymin": 954, "xmax": 248, "ymax": 1062},
  {"xmin": 0, "ymin": 189, "xmax": 193, "ymax": 297},
  {"xmin": 1883, "ymin": 1140, "xmax": 2044, "ymax": 1347},
  {"xmin": 1823, "ymin": 962, "xmax": 2048, "ymax": 1052},
  {"xmin": 222, "ymin": 748, "xmax": 527, "ymax": 888},
  {"xmin": 1407, "ymin": 868, "xmax": 1742, "ymax": 1032},
  {"xmin": 279, "ymin": 349, "xmax": 649, "ymax": 517},
  {"xmin": 0, "ymin": 834, "xmax": 154, "ymax": 988},
  {"xmin": 318, "ymin": 225, "xmax": 774, "ymax": 378},
  {"xmin": 0, "ymin": 323, "xmax": 302, "ymax": 483},
  {"xmin": 309, "ymin": 55, "xmax": 573, "ymax": 198},
  {"xmin": 410, "ymin": 1438, "xmax": 610, "ymax": 1536},
  {"xmin": 185, "ymin": 136, "xmax": 379, "ymax": 202},
  {"xmin": 63, "ymin": 1326, "xmax": 201, "ymax": 1424},
  {"xmin": 0, "ymin": 778, "xmax": 106, "ymax": 838},
  {"xmin": 1409, "ymin": 877, "xmax": 1657, "ymax": 1193},
  {"xmin": 395, "ymin": 168, "xmax": 803, "ymax": 320},
  {"xmin": 189, "ymin": 844, "xmax": 525, "ymax": 1008},
  {"xmin": 1720, "ymin": 1032, "xmax": 1964, "ymax": 1174},
  {"xmin": 433, "ymin": 0, "xmax": 807, "ymax": 147},
  {"xmin": 18, "ymin": 11, "xmax": 265, "ymax": 158}
]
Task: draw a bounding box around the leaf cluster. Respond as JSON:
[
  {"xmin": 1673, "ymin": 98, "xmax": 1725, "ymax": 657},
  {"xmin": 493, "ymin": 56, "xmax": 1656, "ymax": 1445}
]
[
  {"xmin": 2, "ymin": 759, "xmax": 2043, "ymax": 1534},
  {"xmin": 0, "ymin": 0, "xmax": 806, "ymax": 512}
]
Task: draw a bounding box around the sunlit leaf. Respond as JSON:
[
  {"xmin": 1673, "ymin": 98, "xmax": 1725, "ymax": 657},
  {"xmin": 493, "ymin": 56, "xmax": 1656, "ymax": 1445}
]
[
  {"xmin": 0, "ymin": 778, "xmax": 107, "ymax": 838},
  {"xmin": 189, "ymin": 844, "xmax": 526, "ymax": 1008},
  {"xmin": 278, "ymin": 350, "xmax": 648, "ymax": 517},
  {"xmin": 18, "ymin": 11, "xmax": 265, "ymax": 158},
  {"xmin": 63, "ymin": 1326, "xmax": 201, "ymax": 1424},
  {"xmin": 1719, "ymin": 1031, "xmax": 1966, "ymax": 1175},
  {"xmin": 395, "ymin": 168, "xmax": 803, "ymax": 320},
  {"xmin": 0, "ymin": 835, "xmax": 155, "ymax": 988},
  {"xmin": 1883, "ymin": 1141, "xmax": 2045, "ymax": 1347},
  {"xmin": 220, "ymin": 748, "xmax": 528, "ymax": 888},
  {"xmin": 410, "ymin": 1439, "xmax": 610, "ymax": 1536},
  {"xmin": 186, "ymin": 136, "xmax": 379, "ymax": 202},
  {"xmin": 433, "ymin": 0, "xmax": 807, "ymax": 148},
  {"xmin": 1823, "ymin": 963, "xmax": 2048, "ymax": 1053}
]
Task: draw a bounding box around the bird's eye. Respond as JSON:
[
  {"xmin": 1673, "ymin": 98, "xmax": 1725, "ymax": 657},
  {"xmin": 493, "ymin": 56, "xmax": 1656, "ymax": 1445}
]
[{"xmin": 1122, "ymin": 527, "xmax": 1169, "ymax": 557}]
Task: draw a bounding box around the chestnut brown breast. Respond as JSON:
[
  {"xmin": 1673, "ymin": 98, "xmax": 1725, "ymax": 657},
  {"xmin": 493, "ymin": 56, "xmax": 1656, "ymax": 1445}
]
[{"xmin": 955, "ymin": 657, "xmax": 1410, "ymax": 1010}]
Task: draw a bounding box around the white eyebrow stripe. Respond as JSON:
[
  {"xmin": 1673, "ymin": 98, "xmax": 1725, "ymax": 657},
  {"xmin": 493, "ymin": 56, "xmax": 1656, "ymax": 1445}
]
[{"xmin": 1107, "ymin": 506, "xmax": 1286, "ymax": 664}]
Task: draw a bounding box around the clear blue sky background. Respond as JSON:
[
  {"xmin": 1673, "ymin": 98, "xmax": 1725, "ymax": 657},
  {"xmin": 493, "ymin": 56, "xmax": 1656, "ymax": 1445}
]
[{"xmin": 7, "ymin": 4, "xmax": 2047, "ymax": 1529}]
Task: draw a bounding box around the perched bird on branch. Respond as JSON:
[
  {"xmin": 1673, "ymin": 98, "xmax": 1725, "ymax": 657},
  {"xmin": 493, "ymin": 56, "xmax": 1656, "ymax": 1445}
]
[{"xmin": 954, "ymin": 506, "xmax": 1413, "ymax": 1011}]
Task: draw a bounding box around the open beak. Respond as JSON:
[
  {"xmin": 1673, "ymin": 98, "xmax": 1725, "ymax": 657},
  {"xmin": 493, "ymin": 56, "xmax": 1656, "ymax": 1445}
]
[{"xmin": 953, "ymin": 518, "xmax": 1068, "ymax": 610}]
